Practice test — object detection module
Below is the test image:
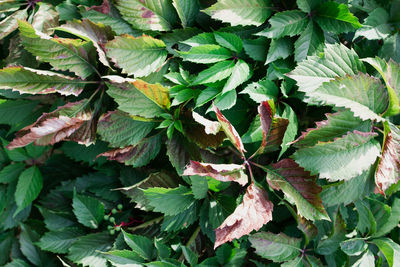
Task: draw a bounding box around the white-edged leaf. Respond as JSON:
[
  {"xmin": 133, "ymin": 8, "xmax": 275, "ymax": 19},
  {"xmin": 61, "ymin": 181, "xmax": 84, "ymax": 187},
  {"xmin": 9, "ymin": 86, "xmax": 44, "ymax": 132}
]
[{"xmin": 222, "ymin": 59, "xmax": 251, "ymax": 94}]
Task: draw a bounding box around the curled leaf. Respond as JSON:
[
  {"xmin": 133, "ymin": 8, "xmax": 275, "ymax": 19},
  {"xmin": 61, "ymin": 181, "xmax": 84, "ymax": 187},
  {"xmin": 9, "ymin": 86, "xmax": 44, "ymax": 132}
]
[
  {"xmin": 183, "ymin": 161, "xmax": 248, "ymax": 186},
  {"xmin": 214, "ymin": 183, "xmax": 273, "ymax": 248},
  {"xmin": 213, "ymin": 103, "xmax": 245, "ymax": 155},
  {"xmin": 192, "ymin": 111, "xmax": 221, "ymax": 135}
]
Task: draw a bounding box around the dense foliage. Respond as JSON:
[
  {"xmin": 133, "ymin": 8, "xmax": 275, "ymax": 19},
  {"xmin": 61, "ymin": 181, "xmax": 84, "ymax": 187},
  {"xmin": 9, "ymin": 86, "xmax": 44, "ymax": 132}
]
[{"xmin": 0, "ymin": 0, "xmax": 400, "ymax": 266}]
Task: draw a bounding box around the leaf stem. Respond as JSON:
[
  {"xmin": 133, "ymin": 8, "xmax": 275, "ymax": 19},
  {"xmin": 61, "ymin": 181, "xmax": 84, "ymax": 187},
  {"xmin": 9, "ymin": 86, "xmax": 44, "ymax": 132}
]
[{"xmin": 126, "ymin": 216, "xmax": 163, "ymax": 232}]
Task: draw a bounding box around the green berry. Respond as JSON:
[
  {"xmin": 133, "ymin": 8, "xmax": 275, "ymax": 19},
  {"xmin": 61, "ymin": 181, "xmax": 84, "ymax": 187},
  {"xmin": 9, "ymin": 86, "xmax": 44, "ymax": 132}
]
[
  {"xmin": 107, "ymin": 225, "xmax": 113, "ymax": 230},
  {"xmin": 115, "ymin": 226, "xmax": 121, "ymax": 231},
  {"xmin": 103, "ymin": 215, "xmax": 109, "ymax": 220},
  {"xmin": 109, "ymin": 217, "xmax": 115, "ymax": 223},
  {"xmin": 109, "ymin": 229, "xmax": 115, "ymax": 235},
  {"xmin": 117, "ymin": 204, "xmax": 123, "ymax": 210},
  {"xmin": 111, "ymin": 208, "xmax": 117, "ymax": 214}
]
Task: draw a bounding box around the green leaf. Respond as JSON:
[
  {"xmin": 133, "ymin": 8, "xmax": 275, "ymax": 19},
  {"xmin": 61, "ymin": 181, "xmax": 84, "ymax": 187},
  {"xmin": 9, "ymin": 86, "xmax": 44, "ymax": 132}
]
[
  {"xmin": 31, "ymin": 2, "xmax": 58, "ymax": 35},
  {"xmin": 293, "ymin": 110, "xmax": 372, "ymax": 148},
  {"xmin": 0, "ymin": 231, "xmax": 13, "ymax": 265},
  {"xmin": 354, "ymin": 8, "xmax": 391, "ymax": 40},
  {"xmin": 279, "ymin": 104, "xmax": 298, "ymax": 158},
  {"xmin": 103, "ymin": 250, "xmax": 145, "ymax": 266},
  {"xmin": 214, "ymin": 31, "xmax": 243, "ymax": 53},
  {"xmin": 0, "ymin": 9, "xmax": 27, "ymax": 40},
  {"xmin": 0, "ymin": 100, "xmax": 39, "ymax": 126},
  {"xmin": 240, "ymin": 79, "xmax": 278, "ymax": 103},
  {"xmin": 352, "ymin": 250, "xmax": 375, "ymax": 267},
  {"xmin": 293, "ymin": 131, "xmax": 380, "ymax": 181},
  {"xmin": 105, "ymin": 35, "xmax": 167, "ymax": 77},
  {"xmin": 166, "ymin": 132, "xmax": 199, "ymax": 175},
  {"xmin": 99, "ymin": 134, "xmax": 161, "ymax": 167},
  {"xmin": 181, "ymin": 32, "xmax": 216, "ymax": 47},
  {"xmin": 37, "ymin": 206, "xmax": 77, "ymax": 231},
  {"xmin": 97, "ymin": 111, "xmax": 156, "ymax": 147},
  {"xmin": 287, "ymin": 43, "xmax": 365, "ymax": 94},
  {"xmin": 315, "ymin": 2, "xmax": 362, "ymax": 33},
  {"xmin": 144, "ymin": 186, "xmax": 195, "ymax": 216},
  {"xmin": 355, "ymin": 200, "xmax": 377, "ymax": 235},
  {"xmin": 257, "ymin": 10, "xmax": 308, "ymax": 39},
  {"xmin": 4, "ymin": 259, "xmax": 31, "ymax": 267},
  {"xmin": 249, "ymin": 232, "xmax": 301, "ymax": 262},
  {"xmin": 243, "ymin": 37, "xmax": 268, "ymax": 62},
  {"xmin": 115, "ymin": 0, "xmax": 177, "ymax": 31},
  {"xmin": 0, "ymin": 163, "xmax": 25, "ymax": 184},
  {"xmin": 372, "ymin": 238, "xmax": 400, "ymax": 267},
  {"xmin": 122, "ymin": 231, "xmax": 155, "ymax": 260},
  {"xmin": 321, "ymin": 167, "xmax": 375, "ymax": 207},
  {"xmin": 213, "ymin": 90, "xmax": 237, "ymax": 110},
  {"xmin": 316, "ymin": 212, "xmax": 346, "ymax": 255},
  {"xmin": 380, "ymin": 33, "xmax": 400, "ymax": 63},
  {"xmin": 19, "ymin": 224, "xmax": 52, "ymax": 266},
  {"xmin": 363, "ymin": 57, "xmax": 400, "ymax": 116},
  {"xmin": 179, "ymin": 44, "xmax": 233, "ymax": 63},
  {"xmin": 266, "ymin": 38, "xmax": 293, "ymax": 64},
  {"xmin": 222, "ymin": 59, "xmax": 251, "ymax": 94},
  {"xmin": 340, "ymin": 238, "xmax": 368, "ymax": 256},
  {"xmin": 72, "ymin": 191, "xmax": 105, "ymax": 229},
  {"xmin": 192, "ymin": 60, "xmax": 235, "ymax": 85},
  {"xmin": 173, "ymin": 0, "xmax": 200, "ymax": 27},
  {"xmin": 55, "ymin": 19, "xmax": 114, "ymax": 68},
  {"xmin": 195, "ymin": 87, "xmax": 219, "ymax": 107},
  {"xmin": 161, "ymin": 201, "xmax": 200, "ymax": 232},
  {"xmin": 296, "ymin": 0, "xmax": 319, "ymax": 12},
  {"xmin": 190, "ymin": 175, "xmax": 208, "ymax": 199},
  {"xmin": 18, "ymin": 20, "xmax": 96, "ymax": 79},
  {"xmin": 14, "ymin": 166, "xmax": 43, "ymax": 215},
  {"xmin": 36, "ymin": 227, "xmax": 84, "ymax": 253},
  {"xmin": 267, "ymin": 159, "xmax": 329, "ymax": 221},
  {"xmin": 68, "ymin": 232, "xmax": 113, "ymax": 267},
  {"xmin": 203, "ymin": 0, "xmax": 272, "ymax": 26},
  {"xmin": 0, "ymin": 66, "xmax": 87, "ymax": 96},
  {"xmin": 294, "ymin": 21, "xmax": 324, "ymax": 62},
  {"xmin": 182, "ymin": 246, "xmax": 198, "ymax": 266},
  {"xmin": 373, "ymin": 197, "xmax": 400, "ymax": 237},
  {"xmin": 308, "ymin": 74, "xmax": 389, "ymax": 122}
]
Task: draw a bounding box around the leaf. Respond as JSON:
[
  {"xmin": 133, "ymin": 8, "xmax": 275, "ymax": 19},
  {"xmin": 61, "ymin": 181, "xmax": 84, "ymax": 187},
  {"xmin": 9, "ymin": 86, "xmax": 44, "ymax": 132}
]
[
  {"xmin": 102, "ymin": 250, "xmax": 144, "ymax": 266},
  {"xmin": 105, "ymin": 79, "xmax": 167, "ymax": 118},
  {"xmin": 97, "ymin": 110, "xmax": 155, "ymax": 147},
  {"xmin": 14, "ymin": 166, "xmax": 43, "ymax": 215},
  {"xmin": 18, "ymin": 20, "xmax": 96, "ymax": 79},
  {"xmin": 36, "ymin": 227, "xmax": 84, "ymax": 253},
  {"xmin": 240, "ymin": 79, "xmax": 278, "ymax": 103},
  {"xmin": 115, "ymin": 0, "xmax": 177, "ymax": 31},
  {"xmin": 192, "ymin": 111, "xmax": 221, "ymax": 135},
  {"xmin": 203, "ymin": 0, "xmax": 272, "ymax": 26},
  {"xmin": 190, "ymin": 175, "xmax": 208, "ymax": 199},
  {"xmin": 266, "ymin": 158, "xmax": 329, "ymax": 221},
  {"xmin": 293, "ymin": 110, "xmax": 372, "ymax": 148},
  {"xmin": 307, "ymin": 74, "xmax": 389, "ymax": 122},
  {"xmin": 354, "ymin": 8, "xmax": 391, "ymax": 40},
  {"xmin": 143, "ymin": 186, "xmax": 196, "ymax": 216},
  {"xmin": 371, "ymin": 238, "xmax": 400, "ymax": 267},
  {"xmin": 375, "ymin": 123, "xmax": 400, "ymax": 195},
  {"xmin": 0, "ymin": 66, "xmax": 87, "ymax": 96},
  {"xmin": 266, "ymin": 38, "xmax": 293, "ymax": 64},
  {"xmin": 214, "ymin": 31, "xmax": 243, "ymax": 53},
  {"xmin": 296, "ymin": 0, "xmax": 319, "ymax": 12},
  {"xmin": 72, "ymin": 191, "xmax": 104, "ymax": 229},
  {"xmin": 212, "ymin": 104, "xmax": 246, "ymax": 155},
  {"xmin": 243, "ymin": 37, "xmax": 268, "ymax": 62},
  {"xmin": 7, "ymin": 100, "xmax": 93, "ymax": 149},
  {"xmin": 287, "ymin": 43, "xmax": 365, "ymax": 94},
  {"xmin": 31, "ymin": 2, "xmax": 59, "ymax": 35},
  {"xmin": 222, "ymin": 59, "xmax": 251, "ymax": 94},
  {"xmin": 279, "ymin": 104, "xmax": 298, "ymax": 158},
  {"xmin": 321, "ymin": 167, "xmax": 375, "ymax": 207},
  {"xmin": 363, "ymin": 57, "xmax": 400, "ymax": 116},
  {"xmin": 293, "ymin": 131, "xmax": 380, "ymax": 181},
  {"xmin": 316, "ymin": 212, "xmax": 346, "ymax": 255},
  {"xmin": 3, "ymin": 259, "xmax": 31, "ymax": 267},
  {"xmin": 380, "ymin": 33, "xmax": 400, "ymax": 63},
  {"xmin": 257, "ymin": 10, "xmax": 308, "ymax": 39},
  {"xmin": 68, "ymin": 232, "xmax": 113, "ymax": 267},
  {"xmin": 0, "ymin": 9, "xmax": 27, "ymax": 40},
  {"xmin": 352, "ymin": 250, "xmax": 375, "ymax": 267},
  {"xmin": 249, "ymin": 232, "xmax": 301, "ymax": 262},
  {"xmin": 0, "ymin": 162, "xmax": 25, "ymax": 184},
  {"xmin": 183, "ymin": 161, "xmax": 248, "ymax": 186},
  {"xmin": 373, "ymin": 197, "xmax": 400, "ymax": 237},
  {"xmin": 315, "ymin": 2, "xmax": 362, "ymax": 33},
  {"xmin": 166, "ymin": 132, "xmax": 200, "ymax": 175},
  {"xmin": 172, "ymin": 0, "xmax": 200, "ymax": 27},
  {"xmin": 162, "ymin": 201, "xmax": 200, "ymax": 232},
  {"xmin": 55, "ymin": 19, "xmax": 114, "ymax": 68},
  {"xmin": 214, "ymin": 184, "xmax": 273, "ymax": 248},
  {"xmin": 294, "ymin": 21, "xmax": 324, "ymax": 62},
  {"xmin": 340, "ymin": 238, "xmax": 368, "ymax": 256},
  {"xmin": 179, "ymin": 44, "xmax": 233, "ymax": 64},
  {"xmin": 19, "ymin": 224, "xmax": 52, "ymax": 266},
  {"xmin": 0, "ymin": 100, "xmax": 39, "ymax": 126},
  {"xmin": 99, "ymin": 134, "xmax": 161, "ymax": 167},
  {"xmin": 105, "ymin": 35, "xmax": 167, "ymax": 77},
  {"xmin": 192, "ymin": 60, "xmax": 235, "ymax": 85},
  {"xmin": 181, "ymin": 32, "xmax": 216, "ymax": 47},
  {"xmin": 122, "ymin": 231, "xmax": 155, "ymax": 260}
]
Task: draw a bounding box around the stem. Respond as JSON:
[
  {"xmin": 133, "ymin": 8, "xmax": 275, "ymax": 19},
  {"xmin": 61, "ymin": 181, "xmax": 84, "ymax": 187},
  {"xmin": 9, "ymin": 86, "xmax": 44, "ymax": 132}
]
[
  {"xmin": 179, "ymin": 225, "xmax": 201, "ymax": 262},
  {"xmin": 245, "ymin": 160, "xmax": 255, "ymax": 184},
  {"xmin": 126, "ymin": 216, "xmax": 163, "ymax": 232}
]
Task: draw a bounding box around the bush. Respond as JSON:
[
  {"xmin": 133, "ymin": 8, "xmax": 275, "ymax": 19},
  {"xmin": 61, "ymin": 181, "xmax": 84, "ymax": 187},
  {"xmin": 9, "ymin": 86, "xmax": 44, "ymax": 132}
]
[{"xmin": 0, "ymin": 0, "xmax": 400, "ymax": 266}]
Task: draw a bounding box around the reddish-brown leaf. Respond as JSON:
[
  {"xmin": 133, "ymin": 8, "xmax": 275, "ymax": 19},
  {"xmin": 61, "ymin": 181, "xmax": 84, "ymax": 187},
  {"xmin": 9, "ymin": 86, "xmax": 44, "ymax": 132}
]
[
  {"xmin": 213, "ymin": 104, "xmax": 245, "ymax": 155},
  {"xmin": 87, "ymin": 0, "xmax": 111, "ymax": 14},
  {"xmin": 183, "ymin": 161, "xmax": 248, "ymax": 186},
  {"xmin": 7, "ymin": 101, "xmax": 93, "ymax": 149},
  {"xmin": 375, "ymin": 124, "xmax": 400, "ymax": 195},
  {"xmin": 267, "ymin": 159, "xmax": 329, "ymax": 221},
  {"xmin": 214, "ymin": 183, "xmax": 273, "ymax": 248},
  {"xmin": 258, "ymin": 101, "xmax": 274, "ymax": 148}
]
